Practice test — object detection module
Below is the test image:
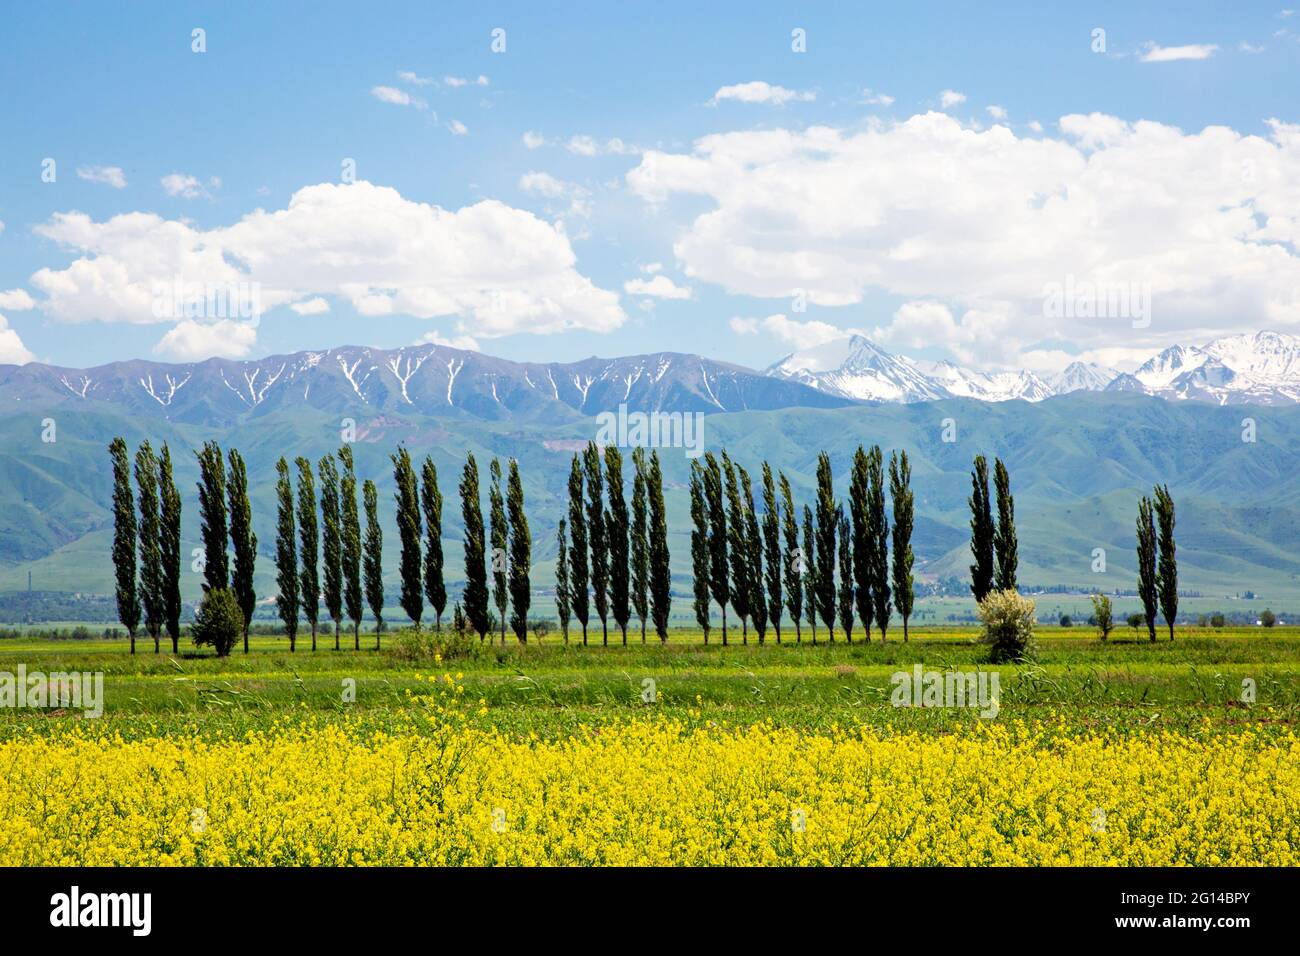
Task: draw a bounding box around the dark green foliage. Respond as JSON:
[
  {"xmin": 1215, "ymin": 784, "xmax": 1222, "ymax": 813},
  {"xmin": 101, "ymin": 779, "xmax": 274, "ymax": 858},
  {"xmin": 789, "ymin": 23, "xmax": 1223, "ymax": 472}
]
[
  {"xmin": 814, "ymin": 452, "xmax": 837, "ymax": 640},
  {"xmin": 866, "ymin": 446, "xmax": 891, "ymax": 642},
  {"xmin": 741, "ymin": 466, "xmax": 766, "ymax": 644},
  {"xmin": 583, "ymin": 442, "xmax": 610, "ymax": 645},
  {"xmin": 507, "ymin": 459, "xmax": 531, "ymax": 644},
  {"xmin": 158, "ymin": 444, "xmax": 183, "ymax": 654},
  {"xmin": 993, "ymin": 457, "xmax": 1018, "ymax": 592},
  {"xmin": 702, "ymin": 452, "xmax": 729, "ymax": 644},
  {"xmin": 647, "ymin": 451, "xmax": 671, "ymax": 643},
  {"xmin": 296, "ymin": 457, "xmax": 320, "ymax": 650},
  {"xmin": 802, "ymin": 504, "xmax": 818, "ymax": 643},
  {"xmin": 338, "ymin": 446, "xmax": 363, "ymax": 649},
  {"xmin": 227, "ymin": 448, "xmax": 257, "ymax": 652},
  {"xmin": 837, "ymin": 509, "xmax": 854, "ymax": 642},
  {"xmin": 567, "ymin": 456, "xmax": 590, "ymax": 645},
  {"xmin": 723, "ymin": 453, "xmax": 752, "ymax": 643},
  {"xmin": 889, "ymin": 450, "xmax": 915, "ymax": 642},
  {"xmin": 489, "ymin": 458, "xmax": 509, "ymax": 644},
  {"xmin": 630, "ymin": 448, "xmax": 649, "ymax": 643},
  {"xmin": 1136, "ymin": 494, "xmax": 1158, "ymax": 642},
  {"xmin": 780, "ymin": 472, "xmax": 802, "ymax": 644},
  {"xmin": 108, "ymin": 438, "xmax": 140, "ymax": 650},
  {"xmin": 420, "ymin": 457, "xmax": 447, "ymax": 630},
  {"xmin": 391, "ymin": 447, "xmax": 423, "ymax": 627},
  {"xmin": 761, "ymin": 463, "xmax": 783, "ymax": 643},
  {"xmin": 459, "ymin": 454, "xmax": 489, "ymax": 641},
  {"xmin": 849, "ymin": 447, "xmax": 874, "ymax": 637},
  {"xmin": 274, "ymin": 458, "xmax": 299, "ymax": 651},
  {"xmin": 362, "ymin": 478, "xmax": 383, "ymax": 647},
  {"xmin": 190, "ymin": 587, "xmax": 242, "ymax": 658},
  {"xmin": 1154, "ymin": 484, "xmax": 1177, "ymax": 641},
  {"xmin": 134, "ymin": 441, "xmax": 163, "ymax": 652},
  {"xmin": 969, "ymin": 455, "xmax": 994, "ymax": 602},
  {"xmin": 317, "ymin": 454, "xmax": 344, "ymax": 649},
  {"xmin": 555, "ymin": 518, "xmax": 571, "ymax": 643},
  {"xmin": 605, "ymin": 446, "xmax": 631, "ymax": 645},
  {"xmin": 195, "ymin": 441, "xmax": 229, "ymax": 592},
  {"xmin": 689, "ymin": 461, "xmax": 712, "ymax": 643}
]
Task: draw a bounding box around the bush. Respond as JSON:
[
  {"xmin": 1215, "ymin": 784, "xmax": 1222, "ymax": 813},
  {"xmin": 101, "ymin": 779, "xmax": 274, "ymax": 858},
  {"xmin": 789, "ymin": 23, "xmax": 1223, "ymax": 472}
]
[
  {"xmin": 1058, "ymin": 614, "xmax": 1073, "ymax": 628},
  {"xmin": 1090, "ymin": 593, "xmax": 1113, "ymax": 641},
  {"xmin": 388, "ymin": 626, "xmax": 479, "ymax": 662},
  {"xmin": 191, "ymin": 588, "xmax": 243, "ymax": 657},
  {"xmin": 1260, "ymin": 609, "xmax": 1277, "ymax": 628},
  {"xmin": 1126, "ymin": 612, "xmax": 1144, "ymax": 633},
  {"xmin": 977, "ymin": 589, "xmax": 1037, "ymax": 663},
  {"xmin": 1210, "ymin": 613, "xmax": 1226, "ymax": 629}
]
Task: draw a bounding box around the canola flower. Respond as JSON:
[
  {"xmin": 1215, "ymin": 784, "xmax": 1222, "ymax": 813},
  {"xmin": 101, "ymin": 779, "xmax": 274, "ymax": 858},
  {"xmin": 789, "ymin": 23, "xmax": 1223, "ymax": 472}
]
[{"xmin": 1, "ymin": 707, "xmax": 1297, "ymax": 866}]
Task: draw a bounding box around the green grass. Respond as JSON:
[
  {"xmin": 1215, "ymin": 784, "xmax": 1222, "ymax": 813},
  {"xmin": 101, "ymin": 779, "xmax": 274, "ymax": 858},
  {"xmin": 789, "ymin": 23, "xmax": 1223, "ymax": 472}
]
[{"xmin": 2, "ymin": 625, "xmax": 1297, "ymax": 742}]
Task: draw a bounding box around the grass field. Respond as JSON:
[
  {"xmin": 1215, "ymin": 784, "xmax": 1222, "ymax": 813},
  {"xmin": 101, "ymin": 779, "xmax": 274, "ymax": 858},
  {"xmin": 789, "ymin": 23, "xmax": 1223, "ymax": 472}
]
[{"xmin": 2, "ymin": 625, "xmax": 1298, "ymax": 865}]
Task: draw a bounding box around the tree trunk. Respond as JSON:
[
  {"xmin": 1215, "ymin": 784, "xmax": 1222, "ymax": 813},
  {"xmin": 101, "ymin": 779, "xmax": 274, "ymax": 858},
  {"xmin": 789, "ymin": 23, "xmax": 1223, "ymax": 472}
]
[{"xmin": 721, "ymin": 605, "xmax": 728, "ymax": 647}]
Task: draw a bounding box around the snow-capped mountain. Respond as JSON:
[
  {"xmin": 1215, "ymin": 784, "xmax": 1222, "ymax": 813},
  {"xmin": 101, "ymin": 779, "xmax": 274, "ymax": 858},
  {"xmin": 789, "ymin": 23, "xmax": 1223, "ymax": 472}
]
[{"xmin": 769, "ymin": 330, "xmax": 1300, "ymax": 406}]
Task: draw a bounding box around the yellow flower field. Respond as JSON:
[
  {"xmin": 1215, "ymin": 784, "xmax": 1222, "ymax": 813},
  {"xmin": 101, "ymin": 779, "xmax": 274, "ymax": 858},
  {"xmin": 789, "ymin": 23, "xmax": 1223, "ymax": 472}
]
[{"xmin": 3, "ymin": 715, "xmax": 1297, "ymax": 866}]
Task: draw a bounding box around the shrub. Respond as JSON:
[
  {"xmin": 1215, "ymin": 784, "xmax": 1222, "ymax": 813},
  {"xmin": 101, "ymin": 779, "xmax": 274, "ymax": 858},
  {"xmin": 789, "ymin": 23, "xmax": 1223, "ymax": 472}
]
[
  {"xmin": 1090, "ymin": 593, "xmax": 1113, "ymax": 641},
  {"xmin": 389, "ymin": 626, "xmax": 479, "ymax": 662},
  {"xmin": 1260, "ymin": 609, "xmax": 1276, "ymax": 628},
  {"xmin": 977, "ymin": 589, "xmax": 1037, "ymax": 663},
  {"xmin": 1210, "ymin": 613, "xmax": 1226, "ymax": 629},
  {"xmin": 191, "ymin": 588, "xmax": 243, "ymax": 657},
  {"xmin": 1126, "ymin": 612, "xmax": 1144, "ymax": 633},
  {"xmin": 1058, "ymin": 614, "xmax": 1072, "ymax": 628}
]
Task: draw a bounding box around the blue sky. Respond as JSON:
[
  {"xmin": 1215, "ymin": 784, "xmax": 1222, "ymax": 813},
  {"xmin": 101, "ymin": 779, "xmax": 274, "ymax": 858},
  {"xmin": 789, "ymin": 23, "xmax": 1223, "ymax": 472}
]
[{"xmin": 1, "ymin": 1, "xmax": 1297, "ymax": 373}]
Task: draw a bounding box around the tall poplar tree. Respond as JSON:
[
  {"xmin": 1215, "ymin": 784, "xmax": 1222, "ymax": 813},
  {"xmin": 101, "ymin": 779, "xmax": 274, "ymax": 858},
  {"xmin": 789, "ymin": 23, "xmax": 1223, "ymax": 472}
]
[
  {"xmin": 814, "ymin": 452, "xmax": 837, "ymax": 641},
  {"xmin": 723, "ymin": 453, "xmax": 752, "ymax": 643},
  {"xmin": 555, "ymin": 518, "xmax": 571, "ymax": 643},
  {"xmin": 566, "ymin": 456, "xmax": 590, "ymax": 645},
  {"xmin": 703, "ymin": 452, "xmax": 730, "ymax": 644},
  {"xmin": 420, "ymin": 457, "xmax": 447, "ymax": 631},
  {"xmin": 506, "ymin": 459, "xmax": 531, "ymax": 644},
  {"xmin": 296, "ymin": 457, "xmax": 320, "ymax": 650},
  {"xmin": 889, "ymin": 450, "xmax": 916, "ymax": 642},
  {"xmin": 274, "ymin": 457, "xmax": 299, "ymax": 652},
  {"xmin": 135, "ymin": 441, "xmax": 163, "ymax": 653},
  {"xmin": 363, "ymin": 478, "xmax": 384, "ymax": 648},
  {"xmin": 761, "ymin": 463, "xmax": 783, "ymax": 643},
  {"xmin": 741, "ymin": 466, "xmax": 766, "ymax": 644},
  {"xmin": 802, "ymin": 504, "xmax": 818, "ymax": 644},
  {"xmin": 605, "ymin": 446, "xmax": 631, "ymax": 645},
  {"xmin": 459, "ymin": 454, "xmax": 489, "ymax": 641},
  {"xmin": 867, "ymin": 446, "xmax": 891, "ymax": 642},
  {"xmin": 837, "ymin": 509, "xmax": 855, "ymax": 643},
  {"xmin": 109, "ymin": 438, "xmax": 140, "ymax": 652},
  {"xmin": 849, "ymin": 447, "xmax": 874, "ymax": 638},
  {"xmin": 339, "ymin": 445, "xmax": 363, "ymax": 650},
  {"xmin": 488, "ymin": 457, "xmax": 509, "ymax": 644},
  {"xmin": 389, "ymin": 447, "xmax": 423, "ymax": 627},
  {"xmin": 993, "ymin": 457, "xmax": 1018, "ymax": 592},
  {"xmin": 195, "ymin": 441, "xmax": 229, "ymax": 592},
  {"xmin": 227, "ymin": 448, "xmax": 256, "ymax": 652},
  {"xmin": 969, "ymin": 455, "xmax": 995, "ymax": 603},
  {"xmin": 584, "ymin": 442, "xmax": 610, "ymax": 645},
  {"xmin": 158, "ymin": 444, "xmax": 183, "ymax": 654},
  {"xmin": 689, "ymin": 460, "xmax": 712, "ymax": 643},
  {"xmin": 780, "ymin": 472, "xmax": 802, "ymax": 644},
  {"xmin": 630, "ymin": 448, "xmax": 649, "ymax": 643},
  {"xmin": 647, "ymin": 451, "xmax": 671, "ymax": 643},
  {"xmin": 1154, "ymin": 484, "xmax": 1178, "ymax": 641},
  {"xmin": 318, "ymin": 454, "xmax": 344, "ymax": 650},
  {"xmin": 1136, "ymin": 494, "xmax": 1158, "ymax": 643}
]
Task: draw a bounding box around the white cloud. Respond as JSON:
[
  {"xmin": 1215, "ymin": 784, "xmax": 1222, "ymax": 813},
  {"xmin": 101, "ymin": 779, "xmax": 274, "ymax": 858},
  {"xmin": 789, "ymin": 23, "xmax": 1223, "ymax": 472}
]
[
  {"xmin": 153, "ymin": 318, "xmax": 257, "ymax": 361},
  {"xmin": 1027, "ymin": 120, "xmax": 1044, "ymax": 133},
  {"xmin": 397, "ymin": 71, "xmax": 433, "ymax": 86},
  {"xmin": 0, "ymin": 313, "xmax": 35, "ymax": 364},
  {"xmin": 862, "ymin": 89, "xmax": 895, "ymax": 107},
  {"xmin": 939, "ymin": 90, "xmax": 967, "ymax": 109},
  {"xmin": 28, "ymin": 180, "xmax": 625, "ymax": 341},
  {"xmin": 522, "ymin": 131, "xmax": 548, "ymax": 149},
  {"xmin": 371, "ymin": 85, "xmax": 419, "ymax": 106},
  {"xmin": 711, "ymin": 81, "xmax": 815, "ymax": 106},
  {"xmin": 443, "ymin": 75, "xmax": 489, "ymax": 87},
  {"xmin": 289, "ymin": 297, "xmax": 330, "ymax": 316},
  {"xmin": 566, "ymin": 135, "xmax": 638, "ymax": 157},
  {"xmin": 518, "ymin": 172, "xmax": 592, "ymax": 221},
  {"xmin": 448, "ymin": 120, "xmax": 468, "ymax": 136},
  {"xmin": 1139, "ymin": 43, "xmax": 1218, "ymax": 62},
  {"xmin": 161, "ymin": 173, "xmax": 208, "ymax": 199},
  {"xmin": 0, "ymin": 289, "xmax": 36, "ymax": 310},
  {"xmin": 623, "ymin": 275, "xmax": 691, "ymax": 299},
  {"xmin": 417, "ymin": 329, "xmax": 481, "ymax": 351},
  {"xmin": 77, "ymin": 165, "xmax": 127, "ymax": 189},
  {"xmin": 729, "ymin": 316, "xmax": 760, "ymax": 335},
  {"xmin": 1239, "ymin": 41, "xmax": 1266, "ymax": 53},
  {"xmin": 986, "ymin": 105, "xmax": 1008, "ymax": 121},
  {"xmin": 730, "ymin": 313, "xmax": 853, "ymax": 349},
  {"xmin": 640, "ymin": 262, "xmax": 663, "ymax": 274},
  {"xmin": 627, "ymin": 112, "xmax": 1300, "ymax": 358}
]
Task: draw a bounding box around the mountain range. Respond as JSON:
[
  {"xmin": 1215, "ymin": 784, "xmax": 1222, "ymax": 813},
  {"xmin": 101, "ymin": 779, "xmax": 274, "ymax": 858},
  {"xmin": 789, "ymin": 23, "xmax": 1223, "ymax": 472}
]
[{"xmin": 769, "ymin": 331, "xmax": 1300, "ymax": 407}]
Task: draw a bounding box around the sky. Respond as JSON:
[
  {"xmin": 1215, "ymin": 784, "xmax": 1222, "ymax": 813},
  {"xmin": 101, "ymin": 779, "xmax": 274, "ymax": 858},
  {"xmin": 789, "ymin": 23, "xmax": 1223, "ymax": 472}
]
[{"xmin": 0, "ymin": 1, "xmax": 1297, "ymax": 375}]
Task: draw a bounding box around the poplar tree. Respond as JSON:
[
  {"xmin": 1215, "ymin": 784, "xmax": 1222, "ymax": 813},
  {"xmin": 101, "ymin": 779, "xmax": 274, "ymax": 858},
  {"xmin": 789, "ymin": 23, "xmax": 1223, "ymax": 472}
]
[
  {"xmin": 109, "ymin": 438, "xmax": 140, "ymax": 652},
  {"xmin": 420, "ymin": 457, "xmax": 447, "ymax": 631},
  {"xmin": 1136, "ymin": 494, "xmax": 1158, "ymax": 643},
  {"xmin": 583, "ymin": 442, "xmax": 610, "ymax": 645},
  {"xmin": 605, "ymin": 446, "xmax": 631, "ymax": 645},
  {"xmin": 689, "ymin": 460, "xmax": 712, "ymax": 643},
  {"xmin": 647, "ymin": 451, "xmax": 671, "ymax": 643},
  {"xmin": 363, "ymin": 478, "xmax": 384, "ymax": 648},
  {"xmin": 227, "ymin": 448, "xmax": 256, "ymax": 652},
  {"xmin": 723, "ymin": 453, "xmax": 752, "ymax": 643},
  {"xmin": 802, "ymin": 504, "xmax": 818, "ymax": 644},
  {"xmin": 556, "ymin": 518, "xmax": 571, "ymax": 643},
  {"xmin": 339, "ymin": 445, "xmax": 363, "ymax": 650},
  {"xmin": 630, "ymin": 448, "xmax": 649, "ymax": 643},
  {"xmin": 814, "ymin": 452, "xmax": 837, "ymax": 640},
  {"xmin": 837, "ymin": 509, "xmax": 854, "ymax": 643},
  {"xmin": 867, "ymin": 446, "xmax": 891, "ymax": 642},
  {"xmin": 849, "ymin": 447, "xmax": 874, "ymax": 638},
  {"xmin": 993, "ymin": 457, "xmax": 1018, "ymax": 592},
  {"xmin": 567, "ymin": 456, "xmax": 590, "ymax": 645},
  {"xmin": 761, "ymin": 463, "xmax": 783, "ymax": 643},
  {"xmin": 296, "ymin": 457, "xmax": 320, "ymax": 650},
  {"xmin": 969, "ymin": 455, "xmax": 995, "ymax": 603},
  {"xmin": 159, "ymin": 444, "xmax": 183, "ymax": 654},
  {"xmin": 741, "ymin": 466, "xmax": 766, "ymax": 644},
  {"xmin": 274, "ymin": 457, "xmax": 299, "ymax": 652},
  {"xmin": 391, "ymin": 447, "xmax": 423, "ymax": 627},
  {"xmin": 318, "ymin": 454, "xmax": 344, "ymax": 650},
  {"xmin": 1154, "ymin": 484, "xmax": 1178, "ymax": 641},
  {"xmin": 889, "ymin": 450, "xmax": 915, "ymax": 642},
  {"xmin": 507, "ymin": 459, "xmax": 531, "ymax": 644},
  {"xmin": 780, "ymin": 472, "xmax": 802, "ymax": 644},
  {"xmin": 459, "ymin": 454, "xmax": 489, "ymax": 641},
  {"xmin": 703, "ymin": 452, "xmax": 730, "ymax": 644},
  {"xmin": 489, "ymin": 457, "xmax": 508, "ymax": 645},
  {"xmin": 195, "ymin": 441, "xmax": 229, "ymax": 592},
  {"xmin": 135, "ymin": 441, "xmax": 163, "ymax": 653}
]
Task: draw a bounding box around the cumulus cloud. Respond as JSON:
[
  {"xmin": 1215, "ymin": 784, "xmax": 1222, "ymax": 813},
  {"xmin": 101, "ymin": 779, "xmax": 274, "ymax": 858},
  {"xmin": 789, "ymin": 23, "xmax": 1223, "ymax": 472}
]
[
  {"xmin": 626, "ymin": 111, "xmax": 1300, "ymax": 358},
  {"xmin": 397, "ymin": 70, "xmax": 433, "ymax": 86},
  {"xmin": 161, "ymin": 173, "xmax": 210, "ymax": 199},
  {"xmin": 711, "ymin": 81, "xmax": 815, "ymax": 106},
  {"xmin": 0, "ymin": 313, "xmax": 35, "ymax": 364},
  {"xmin": 987, "ymin": 105, "xmax": 1008, "ymax": 120},
  {"xmin": 939, "ymin": 90, "xmax": 967, "ymax": 108},
  {"xmin": 518, "ymin": 171, "xmax": 592, "ymax": 221},
  {"xmin": 28, "ymin": 180, "xmax": 625, "ymax": 341},
  {"xmin": 448, "ymin": 120, "xmax": 468, "ymax": 136},
  {"xmin": 522, "ymin": 131, "xmax": 548, "ymax": 149},
  {"xmin": 730, "ymin": 313, "xmax": 853, "ymax": 348},
  {"xmin": 417, "ymin": 329, "xmax": 481, "ymax": 351},
  {"xmin": 154, "ymin": 318, "xmax": 257, "ymax": 361},
  {"xmin": 0, "ymin": 289, "xmax": 36, "ymax": 310},
  {"xmin": 623, "ymin": 275, "xmax": 691, "ymax": 299},
  {"xmin": 77, "ymin": 165, "xmax": 127, "ymax": 189},
  {"xmin": 289, "ymin": 297, "xmax": 330, "ymax": 316},
  {"xmin": 862, "ymin": 89, "xmax": 895, "ymax": 107},
  {"xmin": 566, "ymin": 135, "xmax": 638, "ymax": 157},
  {"xmin": 1139, "ymin": 42, "xmax": 1218, "ymax": 62},
  {"xmin": 372, "ymin": 85, "xmax": 421, "ymax": 107},
  {"xmin": 443, "ymin": 74, "xmax": 488, "ymax": 87}
]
